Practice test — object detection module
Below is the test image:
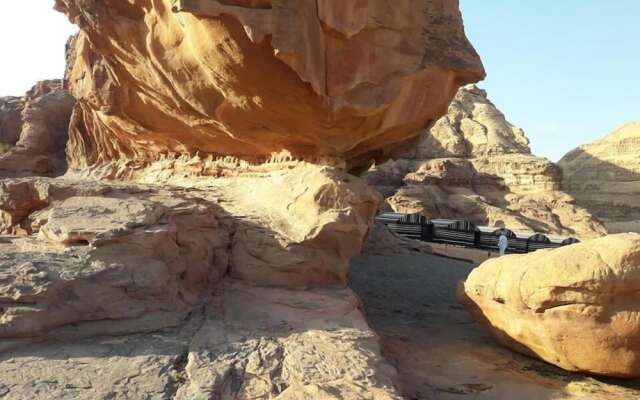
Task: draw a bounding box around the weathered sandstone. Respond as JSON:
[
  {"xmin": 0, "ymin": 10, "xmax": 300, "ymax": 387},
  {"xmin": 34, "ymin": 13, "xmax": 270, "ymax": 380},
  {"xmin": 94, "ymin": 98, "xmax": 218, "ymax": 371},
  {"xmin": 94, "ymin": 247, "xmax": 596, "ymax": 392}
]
[
  {"xmin": 459, "ymin": 234, "xmax": 640, "ymax": 378},
  {"xmin": 391, "ymin": 84, "xmax": 531, "ymax": 159},
  {"xmin": 365, "ymin": 85, "xmax": 607, "ymax": 238},
  {"xmin": 0, "ymin": 166, "xmax": 400, "ymax": 397},
  {"xmin": 559, "ymin": 122, "xmax": 640, "ymax": 233},
  {"xmin": 0, "ymin": 96, "xmax": 24, "ymax": 148},
  {"xmin": 55, "ymin": 0, "xmax": 484, "ymax": 172},
  {"xmin": 0, "ymin": 163, "xmax": 379, "ymax": 289},
  {"xmin": 0, "ymin": 278, "xmax": 400, "ymax": 399},
  {"xmin": 0, "ymin": 80, "xmax": 75, "ymax": 177},
  {"xmin": 0, "ymin": 1, "xmax": 487, "ymax": 397}
]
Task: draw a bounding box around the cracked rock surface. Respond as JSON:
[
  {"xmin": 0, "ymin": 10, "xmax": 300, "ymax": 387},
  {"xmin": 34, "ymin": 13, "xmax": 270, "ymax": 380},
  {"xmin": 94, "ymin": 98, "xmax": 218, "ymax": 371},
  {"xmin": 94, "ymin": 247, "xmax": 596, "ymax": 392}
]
[
  {"xmin": 0, "ymin": 163, "xmax": 399, "ymax": 399},
  {"xmin": 0, "ymin": 281, "xmax": 400, "ymax": 399}
]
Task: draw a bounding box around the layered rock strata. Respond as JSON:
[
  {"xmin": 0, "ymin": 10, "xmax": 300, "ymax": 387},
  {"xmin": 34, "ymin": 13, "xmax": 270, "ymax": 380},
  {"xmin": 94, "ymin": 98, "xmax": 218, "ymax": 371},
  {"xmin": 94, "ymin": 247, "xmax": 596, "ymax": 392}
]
[
  {"xmin": 559, "ymin": 122, "xmax": 640, "ymax": 233},
  {"xmin": 365, "ymin": 86, "xmax": 607, "ymax": 238},
  {"xmin": 55, "ymin": 0, "xmax": 484, "ymax": 172},
  {"xmin": 0, "ymin": 80, "xmax": 75, "ymax": 177},
  {"xmin": 459, "ymin": 233, "xmax": 640, "ymax": 378}
]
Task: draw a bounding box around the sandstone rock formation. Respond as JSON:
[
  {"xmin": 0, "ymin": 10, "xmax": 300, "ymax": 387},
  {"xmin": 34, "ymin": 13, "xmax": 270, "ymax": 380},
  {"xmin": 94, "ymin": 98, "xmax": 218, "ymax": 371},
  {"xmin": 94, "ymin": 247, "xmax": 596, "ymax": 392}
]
[
  {"xmin": 0, "ymin": 80, "xmax": 75, "ymax": 177},
  {"xmin": 559, "ymin": 122, "xmax": 640, "ymax": 233},
  {"xmin": 459, "ymin": 233, "xmax": 640, "ymax": 378},
  {"xmin": 0, "ymin": 1, "xmax": 487, "ymax": 397},
  {"xmin": 55, "ymin": 0, "xmax": 484, "ymax": 172},
  {"xmin": 364, "ymin": 85, "xmax": 607, "ymax": 238},
  {"xmin": 0, "ymin": 169, "xmax": 401, "ymax": 398},
  {"xmin": 0, "ymin": 96, "xmax": 24, "ymax": 148}
]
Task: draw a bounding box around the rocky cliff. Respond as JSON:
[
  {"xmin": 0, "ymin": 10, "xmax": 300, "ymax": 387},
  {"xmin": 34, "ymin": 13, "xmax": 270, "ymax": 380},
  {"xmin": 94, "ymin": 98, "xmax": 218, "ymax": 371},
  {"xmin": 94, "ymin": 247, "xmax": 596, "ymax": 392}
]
[
  {"xmin": 0, "ymin": 80, "xmax": 75, "ymax": 177},
  {"xmin": 55, "ymin": 0, "xmax": 484, "ymax": 173},
  {"xmin": 364, "ymin": 85, "xmax": 607, "ymax": 238},
  {"xmin": 559, "ymin": 122, "xmax": 640, "ymax": 233},
  {"xmin": 0, "ymin": 1, "xmax": 485, "ymax": 398}
]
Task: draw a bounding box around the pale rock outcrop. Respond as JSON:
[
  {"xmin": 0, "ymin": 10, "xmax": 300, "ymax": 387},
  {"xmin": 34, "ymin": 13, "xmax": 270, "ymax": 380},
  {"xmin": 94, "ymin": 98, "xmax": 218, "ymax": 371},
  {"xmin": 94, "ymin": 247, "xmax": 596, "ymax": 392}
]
[
  {"xmin": 0, "ymin": 279, "xmax": 399, "ymax": 399},
  {"xmin": 459, "ymin": 233, "xmax": 640, "ymax": 378},
  {"xmin": 559, "ymin": 122, "xmax": 640, "ymax": 233},
  {"xmin": 0, "ymin": 80, "xmax": 75, "ymax": 177},
  {"xmin": 0, "ymin": 179, "xmax": 231, "ymax": 342},
  {"xmin": 365, "ymin": 85, "xmax": 607, "ymax": 238},
  {"xmin": 55, "ymin": 0, "xmax": 484, "ymax": 172},
  {"xmin": 0, "ymin": 165, "xmax": 400, "ymax": 398}
]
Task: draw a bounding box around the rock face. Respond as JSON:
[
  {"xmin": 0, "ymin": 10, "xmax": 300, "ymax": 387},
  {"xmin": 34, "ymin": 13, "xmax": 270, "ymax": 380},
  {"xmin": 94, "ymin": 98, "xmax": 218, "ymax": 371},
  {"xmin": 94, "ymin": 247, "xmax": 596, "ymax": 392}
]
[
  {"xmin": 0, "ymin": 1, "xmax": 487, "ymax": 397},
  {"xmin": 0, "ymin": 80, "xmax": 75, "ymax": 177},
  {"xmin": 0, "ymin": 164, "xmax": 379, "ymax": 289},
  {"xmin": 364, "ymin": 85, "xmax": 607, "ymax": 238},
  {"xmin": 0, "ymin": 96, "xmax": 24, "ymax": 148},
  {"xmin": 0, "ymin": 165, "xmax": 400, "ymax": 398},
  {"xmin": 459, "ymin": 234, "xmax": 640, "ymax": 378},
  {"xmin": 55, "ymin": 0, "xmax": 484, "ymax": 171},
  {"xmin": 559, "ymin": 122, "xmax": 640, "ymax": 233}
]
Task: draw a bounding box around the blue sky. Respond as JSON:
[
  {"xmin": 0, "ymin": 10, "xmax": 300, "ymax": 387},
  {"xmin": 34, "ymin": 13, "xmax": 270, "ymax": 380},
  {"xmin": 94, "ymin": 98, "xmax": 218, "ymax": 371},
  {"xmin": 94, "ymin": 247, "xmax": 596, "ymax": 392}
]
[
  {"xmin": 460, "ymin": 0, "xmax": 640, "ymax": 160},
  {"xmin": 1, "ymin": 3, "xmax": 637, "ymax": 161}
]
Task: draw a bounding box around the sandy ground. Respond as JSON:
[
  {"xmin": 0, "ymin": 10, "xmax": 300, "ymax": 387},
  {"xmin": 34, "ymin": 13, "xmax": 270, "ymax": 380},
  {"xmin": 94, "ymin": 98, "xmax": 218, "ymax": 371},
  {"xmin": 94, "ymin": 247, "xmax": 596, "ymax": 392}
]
[{"xmin": 350, "ymin": 254, "xmax": 640, "ymax": 400}]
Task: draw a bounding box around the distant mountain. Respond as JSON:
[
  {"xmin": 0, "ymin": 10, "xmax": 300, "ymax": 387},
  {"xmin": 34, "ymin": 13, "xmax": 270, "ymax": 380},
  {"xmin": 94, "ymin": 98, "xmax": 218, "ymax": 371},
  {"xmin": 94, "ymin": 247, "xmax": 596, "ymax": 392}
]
[
  {"xmin": 364, "ymin": 85, "xmax": 607, "ymax": 238},
  {"xmin": 559, "ymin": 122, "xmax": 640, "ymax": 233}
]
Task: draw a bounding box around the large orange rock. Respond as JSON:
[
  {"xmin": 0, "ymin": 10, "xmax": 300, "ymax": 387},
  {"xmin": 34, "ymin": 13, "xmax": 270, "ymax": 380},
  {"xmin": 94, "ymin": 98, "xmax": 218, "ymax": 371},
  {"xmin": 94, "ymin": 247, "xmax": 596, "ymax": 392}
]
[
  {"xmin": 459, "ymin": 234, "xmax": 640, "ymax": 377},
  {"xmin": 55, "ymin": 0, "xmax": 484, "ymax": 171}
]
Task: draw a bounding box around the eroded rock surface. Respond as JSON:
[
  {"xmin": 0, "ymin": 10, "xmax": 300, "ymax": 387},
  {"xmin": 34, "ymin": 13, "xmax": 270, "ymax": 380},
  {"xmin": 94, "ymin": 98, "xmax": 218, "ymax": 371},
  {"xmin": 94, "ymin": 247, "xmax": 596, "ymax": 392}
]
[
  {"xmin": 459, "ymin": 234, "xmax": 640, "ymax": 378},
  {"xmin": 0, "ymin": 280, "xmax": 400, "ymax": 399},
  {"xmin": 0, "ymin": 80, "xmax": 75, "ymax": 177},
  {"xmin": 365, "ymin": 85, "xmax": 607, "ymax": 238},
  {"xmin": 0, "ymin": 164, "xmax": 399, "ymax": 398},
  {"xmin": 55, "ymin": 0, "xmax": 484, "ymax": 171},
  {"xmin": 559, "ymin": 122, "xmax": 640, "ymax": 233},
  {"xmin": 0, "ymin": 179, "xmax": 230, "ymax": 343},
  {"xmin": 1, "ymin": 1, "xmax": 488, "ymax": 397}
]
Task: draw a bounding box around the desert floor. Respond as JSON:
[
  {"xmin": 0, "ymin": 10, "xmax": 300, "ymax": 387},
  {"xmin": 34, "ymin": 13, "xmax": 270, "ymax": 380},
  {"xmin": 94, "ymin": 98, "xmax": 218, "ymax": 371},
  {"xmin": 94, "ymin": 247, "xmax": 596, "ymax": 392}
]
[{"xmin": 350, "ymin": 254, "xmax": 640, "ymax": 400}]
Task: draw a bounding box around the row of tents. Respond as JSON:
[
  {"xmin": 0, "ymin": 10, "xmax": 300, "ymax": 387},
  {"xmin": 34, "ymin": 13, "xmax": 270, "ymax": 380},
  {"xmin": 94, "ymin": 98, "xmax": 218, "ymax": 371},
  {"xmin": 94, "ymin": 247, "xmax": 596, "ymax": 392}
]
[{"xmin": 376, "ymin": 213, "xmax": 580, "ymax": 254}]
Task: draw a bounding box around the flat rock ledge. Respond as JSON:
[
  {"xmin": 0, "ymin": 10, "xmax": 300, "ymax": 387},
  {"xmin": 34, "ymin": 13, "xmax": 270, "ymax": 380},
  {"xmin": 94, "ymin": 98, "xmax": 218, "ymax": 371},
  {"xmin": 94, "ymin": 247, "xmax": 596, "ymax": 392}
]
[{"xmin": 0, "ymin": 167, "xmax": 401, "ymax": 399}]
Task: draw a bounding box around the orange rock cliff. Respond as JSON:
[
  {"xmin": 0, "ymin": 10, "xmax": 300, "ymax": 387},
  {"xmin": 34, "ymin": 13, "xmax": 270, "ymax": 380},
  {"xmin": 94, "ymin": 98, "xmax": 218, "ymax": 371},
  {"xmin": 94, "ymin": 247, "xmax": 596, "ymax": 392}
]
[{"xmin": 55, "ymin": 0, "xmax": 484, "ymax": 172}]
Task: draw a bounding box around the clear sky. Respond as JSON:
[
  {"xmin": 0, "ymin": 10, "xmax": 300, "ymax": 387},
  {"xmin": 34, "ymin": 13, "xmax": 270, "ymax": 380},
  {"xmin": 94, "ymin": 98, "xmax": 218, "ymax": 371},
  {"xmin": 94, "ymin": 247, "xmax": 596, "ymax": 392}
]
[
  {"xmin": 460, "ymin": 0, "xmax": 640, "ymax": 160},
  {"xmin": 0, "ymin": 2, "xmax": 638, "ymax": 161},
  {"xmin": 0, "ymin": 3, "xmax": 77, "ymax": 97}
]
